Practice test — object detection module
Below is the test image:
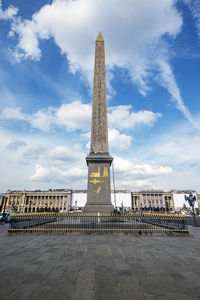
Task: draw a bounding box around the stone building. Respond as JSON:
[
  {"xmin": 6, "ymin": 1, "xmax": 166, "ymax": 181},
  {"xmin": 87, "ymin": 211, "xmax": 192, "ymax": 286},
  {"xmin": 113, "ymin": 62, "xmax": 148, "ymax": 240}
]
[
  {"xmin": 3, "ymin": 189, "xmax": 72, "ymax": 213},
  {"xmin": 0, "ymin": 194, "xmax": 5, "ymax": 212},
  {"xmin": 1, "ymin": 188, "xmax": 199, "ymax": 214},
  {"xmin": 131, "ymin": 190, "xmax": 174, "ymax": 212},
  {"xmin": 2, "ymin": 189, "xmax": 132, "ymax": 213},
  {"xmin": 131, "ymin": 190, "xmax": 199, "ymax": 213}
]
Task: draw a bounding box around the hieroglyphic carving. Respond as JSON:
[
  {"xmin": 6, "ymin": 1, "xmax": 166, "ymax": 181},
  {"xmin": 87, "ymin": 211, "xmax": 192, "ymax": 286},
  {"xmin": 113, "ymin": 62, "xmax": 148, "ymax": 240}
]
[
  {"xmin": 89, "ymin": 166, "xmax": 109, "ymax": 194},
  {"xmin": 90, "ymin": 39, "xmax": 108, "ymax": 153}
]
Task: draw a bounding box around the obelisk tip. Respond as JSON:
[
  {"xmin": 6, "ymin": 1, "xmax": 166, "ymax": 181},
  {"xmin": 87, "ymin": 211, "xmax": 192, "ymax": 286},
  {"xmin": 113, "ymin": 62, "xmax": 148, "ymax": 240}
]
[{"xmin": 96, "ymin": 32, "xmax": 104, "ymax": 41}]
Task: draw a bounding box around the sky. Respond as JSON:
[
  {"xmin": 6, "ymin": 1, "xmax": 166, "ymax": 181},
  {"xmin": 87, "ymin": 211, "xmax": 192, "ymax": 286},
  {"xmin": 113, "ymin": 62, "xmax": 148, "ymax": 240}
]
[{"xmin": 0, "ymin": 0, "xmax": 200, "ymax": 193}]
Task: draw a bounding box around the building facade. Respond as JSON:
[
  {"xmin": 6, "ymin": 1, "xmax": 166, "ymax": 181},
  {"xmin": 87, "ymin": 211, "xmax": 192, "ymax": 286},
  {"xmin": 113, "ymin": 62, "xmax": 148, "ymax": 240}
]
[
  {"xmin": 2, "ymin": 189, "xmax": 132, "ymax": 213},
  {"xmin": 0, "ymin": 194, "xmax": 5, "ymax": 212},
  {"xmin": 1, "ymin": 188, "xmax": 199, "ymax": 214},
  {"xmin": 131, "ymin": 190, "xmax": 173, "ymax": 212},
  {"xmin": 3, "ymin": 189, "xmax": 72, "ymax": 213}
]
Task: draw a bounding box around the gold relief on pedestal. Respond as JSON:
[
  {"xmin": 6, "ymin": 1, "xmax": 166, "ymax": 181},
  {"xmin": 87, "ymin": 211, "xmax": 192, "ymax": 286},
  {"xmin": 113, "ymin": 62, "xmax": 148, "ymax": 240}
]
[{"xmin": 89, "ymin": 166, "xmax": 109, "ymax": 194}]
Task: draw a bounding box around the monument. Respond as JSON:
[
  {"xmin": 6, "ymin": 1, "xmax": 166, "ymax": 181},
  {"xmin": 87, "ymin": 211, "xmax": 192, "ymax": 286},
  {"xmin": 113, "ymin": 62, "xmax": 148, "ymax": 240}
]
[{"xmin": 84, "ymin": 32, "xmax": 114, "ymax": 213}]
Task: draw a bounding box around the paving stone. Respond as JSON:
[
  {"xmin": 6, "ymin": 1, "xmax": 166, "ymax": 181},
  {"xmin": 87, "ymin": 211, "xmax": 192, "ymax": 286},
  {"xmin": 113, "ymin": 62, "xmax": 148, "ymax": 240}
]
[
  {"xmin": 152, "ymin": 295, "xmax": 192, "ymax": 300},
  {"xmin": 141, "ymin": 282, "xmax": 168, "ymax": 297},
  {"xmin": 78, "ymin": 268, "xmax": 95, "ymax": 277},
  {"xmin": 121, "ymin": 289, "xmax": 153, "ymax": 300},
  {"xmin": 96, "ymin": 265, "xmax": 114, "ymax": 274},
  {"xmin": 114, "ymin": 263, "xmax": 130, "ymax": 271},
  {"xmin": 95, "ymin": 292, "xmax": 122, "ymax": 300},
  {"xmin": 18, "ymin": 271, "xmax": 46, "ymax": 284},
  {"xmin": 180, "ymin": 286, "xmax": 200, "ymax": 297},
  {"xmin": 30, "ymin": 285, "xmax": 68, "ymax": 300},
  {"xmin": 72, "ymin": 289, "xmax": 94, "ymax": 300},
  {"xmin": 76, "ymin": 276, "xmax": 95, "ymax": 290},
  {"xmin": 1, "ymin": 225, "xmax": 200, "ymax": 299},
  {"xmin": 119, "ymin": 275, "xmax": 140, "ymax": 290},
  {"xmin": 7, "ymin": 283, "xmax": 38, "ymax": 300},
  {"xmin": 95, "ymin": 274, "xmax": 120, "ymax": 293}
]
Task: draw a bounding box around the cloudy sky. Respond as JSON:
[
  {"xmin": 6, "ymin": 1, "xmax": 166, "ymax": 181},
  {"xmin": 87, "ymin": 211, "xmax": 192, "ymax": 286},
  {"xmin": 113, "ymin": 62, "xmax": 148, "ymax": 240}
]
[{"xmin": 0, "ymin": 0, "xmax": 200, "ymax": 193}]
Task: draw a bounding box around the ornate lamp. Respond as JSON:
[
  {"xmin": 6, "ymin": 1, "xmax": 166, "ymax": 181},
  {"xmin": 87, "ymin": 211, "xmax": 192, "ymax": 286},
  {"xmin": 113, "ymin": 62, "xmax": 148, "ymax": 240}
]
[{"xmin": 185, "ymin": 193, "xmax": 198, "ymax": 227}]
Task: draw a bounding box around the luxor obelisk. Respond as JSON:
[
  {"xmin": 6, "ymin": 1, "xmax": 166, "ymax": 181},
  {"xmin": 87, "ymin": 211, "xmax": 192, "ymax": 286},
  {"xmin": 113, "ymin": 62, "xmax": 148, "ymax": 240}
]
[{"xmin": 84, "ymin": 32, "xmax": 114, "ymax": 213}]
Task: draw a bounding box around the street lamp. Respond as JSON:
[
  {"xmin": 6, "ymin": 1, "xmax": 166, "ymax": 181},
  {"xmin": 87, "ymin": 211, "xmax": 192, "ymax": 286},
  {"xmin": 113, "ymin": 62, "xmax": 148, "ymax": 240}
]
[{"xmin": 185, "ymin": 193, "xmax": 198, "ymax": 227}]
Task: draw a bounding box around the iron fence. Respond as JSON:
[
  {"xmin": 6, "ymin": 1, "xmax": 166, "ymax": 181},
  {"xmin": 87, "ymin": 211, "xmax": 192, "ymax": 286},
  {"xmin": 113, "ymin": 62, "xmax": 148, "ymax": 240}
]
[{"xmin": 8, "ymin": 212, "xmax": 188, "ymax": 234}]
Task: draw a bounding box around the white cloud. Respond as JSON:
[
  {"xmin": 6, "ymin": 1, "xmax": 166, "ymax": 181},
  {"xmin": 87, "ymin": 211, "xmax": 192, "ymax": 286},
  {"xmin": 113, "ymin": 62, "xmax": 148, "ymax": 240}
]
[
  {"xmin": 30, "ymin": 164, "xmax": 51, "ymax": 181},
  {"xmin": 131, "ymin": 164, "xmax": 172, "ymax": 176},
  {"xmin": 49, "ymin": 145, "xmax": 83, "ymax": 162},
  {"xmin": 56, "ymin": 101, "xmax": 91, "ymax": 131},
  {"xmin": 1, "ymin": 101, "xmax": 160, "ymax": 133},
  {"xmin": 1, "ymin": 121, "xmax": 200, "ymax": 192},
  {"xmin": 0, "ymin": 129, "xmax": 88, "ymax": 191},
  {"xmin": 23, "ymin": 147, "xmax": 45, "ymax": 160},
  {"xmin": 1, "ymin": 106, "xmax": 27, "ymax": 121},
  {"xmin": 113, "ymin": 157, "xmax": 133, "ymax": 173},
  {"xmin": 108, "ymin": 129, "xmax": 132, "ymax": 150},
  {"xmin": 1, "ymin": 106, "xmax": 55, "ymax": 131},
  {"xmin": 8, "ymin": 0, "xmax": 199, "ymax": 126},
  {"xmin": 156, "ymin": 59, "xmax": 200, "ymax": 130},
  {"xmin": 30, "ymin": 155, "xmax": 172, "ymax": 189},
  {"xmin": 154, "ymin": 126, "xmax": 200, "ymax": 165},
  {"xmin": 114, "ymin": 156, "xmax": 172, "ymax": 177},
  {"xmin": 10, "ymin": 0, "xmax": 182, "ymax": 71},
  {"xmin": 110, "ymin": 155, "xmax": 173, "ymax": 189},
  {"xmin": 108, "ymin": 105, "xmax": 161, "ymax": 130},
  {"xmin": 84, "ymin": 129, "xmax": 132, "ymax": 151},
  {"xmin": 30, "ymin": 163, "xmax": 87, "ymax": 184},
  {"xmin": 0, "ymin": 0, "xmax": 18, "ymax": 21},
  {"xmin": 30, "ymin": 107, "xmax": 56, "ymax": 132},
  {"xmin": 5, "ymin": 0, "xmax": 198, "ymax": 128},
  {"xmin": 118, "ymin": 178, "xmax": 154, "ymax": 189},
  {"xmin": 123, "ymin": 122, "xmax": 200, "ymax": 192},
  {"xmin": 185, "ymin": 0, "xmax": 200, "ymax": 38},
  {"xmin": 6, "ymin": 138, "xmax": 27, "ymax": 150}
]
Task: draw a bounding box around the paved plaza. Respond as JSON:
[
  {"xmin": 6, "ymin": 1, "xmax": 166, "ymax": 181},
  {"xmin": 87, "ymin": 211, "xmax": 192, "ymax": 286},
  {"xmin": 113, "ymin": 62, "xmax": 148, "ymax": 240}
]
[{"xmin": 0, "ymin": 224, "xmax": 200, "ymax": 300}]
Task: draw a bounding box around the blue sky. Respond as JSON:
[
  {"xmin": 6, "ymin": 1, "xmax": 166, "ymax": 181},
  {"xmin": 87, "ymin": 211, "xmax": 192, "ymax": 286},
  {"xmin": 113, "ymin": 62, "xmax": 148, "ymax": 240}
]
[{"xmin": 0, "ymin": 0, "xmax": 200, "ymax": 193}]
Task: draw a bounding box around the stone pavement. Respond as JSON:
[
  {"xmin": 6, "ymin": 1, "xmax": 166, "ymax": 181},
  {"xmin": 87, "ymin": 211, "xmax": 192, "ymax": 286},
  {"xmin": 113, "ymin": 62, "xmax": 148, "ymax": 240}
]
[{"xmin": 0, "ymin": 224, "xmax": 200, "ymax": 300}]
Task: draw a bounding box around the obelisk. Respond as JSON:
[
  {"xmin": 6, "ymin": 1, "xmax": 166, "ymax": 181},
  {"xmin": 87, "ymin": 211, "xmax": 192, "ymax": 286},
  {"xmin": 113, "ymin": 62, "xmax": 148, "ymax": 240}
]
[{"xmin": 84, "ymin": 32, "xmax": 114, "ymax": 213}]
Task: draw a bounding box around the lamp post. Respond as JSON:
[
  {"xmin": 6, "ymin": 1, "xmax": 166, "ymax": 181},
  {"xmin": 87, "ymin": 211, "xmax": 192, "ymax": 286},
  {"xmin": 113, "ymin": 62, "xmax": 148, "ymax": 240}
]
[{"xmin": 185, "ymin": 193, "xmax": 198, "ymax": 227}]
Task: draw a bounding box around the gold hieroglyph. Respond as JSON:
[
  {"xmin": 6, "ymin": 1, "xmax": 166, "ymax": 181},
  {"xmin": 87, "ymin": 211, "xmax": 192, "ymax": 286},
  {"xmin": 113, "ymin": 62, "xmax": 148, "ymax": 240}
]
[
  {"xmin": 89, "ymin": 166, "xmax": 109, "ymax": 194},
  {"xmin": 103, "ymin": 167, "xmax": 108, "ymax": 177},
  {"xmin": 89, "ymin": 179, "xmax": 101, "ymax": 184},
  {"xmin": 90, "ymin": 166, "xmax": 100, "ymax": 178},
  {"xmin": 96, "ymin": 186, "xmax": 101, "ymax": 194}
]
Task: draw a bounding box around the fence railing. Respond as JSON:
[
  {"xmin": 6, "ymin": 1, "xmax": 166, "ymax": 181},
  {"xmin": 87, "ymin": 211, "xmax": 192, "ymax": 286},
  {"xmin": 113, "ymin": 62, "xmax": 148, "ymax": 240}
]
[{"xmin": 8, "ymin": 212, "xmax": 188, "ymax": 234}]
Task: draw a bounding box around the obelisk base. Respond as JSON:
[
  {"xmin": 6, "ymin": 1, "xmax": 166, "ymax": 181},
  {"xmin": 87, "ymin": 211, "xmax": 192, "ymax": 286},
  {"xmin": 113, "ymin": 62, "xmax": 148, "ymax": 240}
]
[
  {"xmin": 84, "ymin": 154, "xmax": 114, "ymax": 213},
  {"xmin": 83, "ymin": 204, "xmax": 114, "ymax": 213}
]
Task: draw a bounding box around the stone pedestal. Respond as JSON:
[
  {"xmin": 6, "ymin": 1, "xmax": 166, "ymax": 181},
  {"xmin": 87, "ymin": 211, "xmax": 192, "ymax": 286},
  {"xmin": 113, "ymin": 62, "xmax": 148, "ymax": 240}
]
[{"xmin": 84, "ymin": 155, "xmax": 114, "ymax": 213}]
